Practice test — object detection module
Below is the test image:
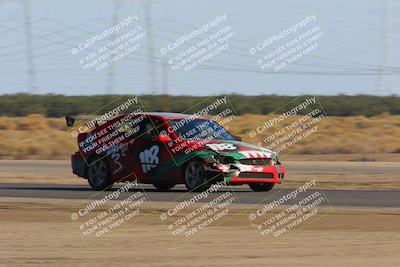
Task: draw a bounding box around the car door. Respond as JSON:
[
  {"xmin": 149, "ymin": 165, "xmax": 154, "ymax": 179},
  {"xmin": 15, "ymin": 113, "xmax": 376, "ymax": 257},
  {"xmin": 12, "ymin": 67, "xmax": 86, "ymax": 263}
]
[
  {"xmin": 134, "ymin": 118, "xmax": 161, "ymax": 182},
  {"xmin": 106, "ymin": 114, "xmax": 149, "ymax": 183},
  {"xmin": 110, "ymin": 116, "xmax": 179, "ymax": 184}
]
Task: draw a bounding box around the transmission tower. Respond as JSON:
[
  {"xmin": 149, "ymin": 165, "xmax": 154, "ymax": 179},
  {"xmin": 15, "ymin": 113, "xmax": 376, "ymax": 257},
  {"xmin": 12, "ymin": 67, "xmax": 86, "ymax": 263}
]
[
  {"xmin": 379, "ymin": 0, "xmax": 394, "ymax": 95},
  {"xmin": 161, "ymin": 59, "xmax": 169, "ymax": 111},
  {"xmin": 143, "ymin": 1, "xmax": 158, "ymax": 95},
  {"xmin": 23, "ymin": 0, "xmax": 37, "ymax": 94},
  {"xmin": 106, "ymin": 0, "xmax": 121, "ymax": 95}
]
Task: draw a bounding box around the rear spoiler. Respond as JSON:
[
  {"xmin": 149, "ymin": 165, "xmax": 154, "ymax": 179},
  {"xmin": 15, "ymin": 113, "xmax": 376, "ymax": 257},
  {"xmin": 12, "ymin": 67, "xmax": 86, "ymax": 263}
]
[{"xmin": 65, "ymin": 115, "xmax": 112, "ymax": 128}]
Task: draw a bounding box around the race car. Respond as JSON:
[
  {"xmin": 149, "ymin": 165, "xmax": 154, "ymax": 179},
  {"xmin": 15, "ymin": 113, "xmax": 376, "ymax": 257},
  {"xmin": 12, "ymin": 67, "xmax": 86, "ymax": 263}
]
[{"xmin": 68, "ymin": 112, "xmax": 285, "ymax": 192}]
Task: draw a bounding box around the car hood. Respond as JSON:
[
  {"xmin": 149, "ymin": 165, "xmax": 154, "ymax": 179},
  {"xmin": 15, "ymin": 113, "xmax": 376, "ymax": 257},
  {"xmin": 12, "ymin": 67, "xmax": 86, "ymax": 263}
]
[{"xmin": 185, "ymin": 139, "xmax": 277, "ymax": 159}]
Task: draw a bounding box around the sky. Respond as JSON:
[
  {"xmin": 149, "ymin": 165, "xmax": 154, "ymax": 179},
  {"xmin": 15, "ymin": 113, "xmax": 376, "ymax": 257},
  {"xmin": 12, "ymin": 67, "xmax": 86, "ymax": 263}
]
[{"xmin": 0, "ymin": 0, "xmax": 398, "ymax": 96}]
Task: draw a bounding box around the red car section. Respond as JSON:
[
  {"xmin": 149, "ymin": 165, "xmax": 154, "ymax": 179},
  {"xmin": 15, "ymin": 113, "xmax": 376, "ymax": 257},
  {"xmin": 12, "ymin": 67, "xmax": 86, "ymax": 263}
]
[{"xmin": 68, "ymin": 112, "xmax": 286, "ymax": 192}]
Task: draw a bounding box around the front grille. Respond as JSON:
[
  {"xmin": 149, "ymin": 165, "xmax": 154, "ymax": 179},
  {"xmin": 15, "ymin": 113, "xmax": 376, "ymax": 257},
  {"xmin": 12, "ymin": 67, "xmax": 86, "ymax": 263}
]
[
  {"xmin": 238, "ymin": 172, "xmax": 273, "ymax": 179},
  {"xmin": 239, "ymin": 158, "xmax": 271, "ymax": 165}
]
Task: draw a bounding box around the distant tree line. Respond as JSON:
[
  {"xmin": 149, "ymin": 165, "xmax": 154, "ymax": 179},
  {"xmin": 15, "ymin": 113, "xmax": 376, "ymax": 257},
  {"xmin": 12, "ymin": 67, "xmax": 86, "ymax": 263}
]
[{"xmin": 0, "ymin": 93, "xmax": 399, "ymax": 117}]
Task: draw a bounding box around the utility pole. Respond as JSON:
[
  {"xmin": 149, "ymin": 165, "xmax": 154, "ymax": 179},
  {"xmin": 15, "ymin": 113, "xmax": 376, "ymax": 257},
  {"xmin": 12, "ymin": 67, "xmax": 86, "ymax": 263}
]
[
  {"xmin": 161, "ymin": 59, "xmax": 169, "ymax": 111},
  {"xmin": 106, "ymin": 0, "xmax": 121, "ymax": 95},
  {"xmin": 23, "ymin": 0, "xmax": 37, "ymax": 94},
  {"xmin": 143, "ymin": 2, "xmax": 158, "ymax": 95},
  {"xmin": 379, "ymin": 0, "xmax": 393, "ymax": 95}
]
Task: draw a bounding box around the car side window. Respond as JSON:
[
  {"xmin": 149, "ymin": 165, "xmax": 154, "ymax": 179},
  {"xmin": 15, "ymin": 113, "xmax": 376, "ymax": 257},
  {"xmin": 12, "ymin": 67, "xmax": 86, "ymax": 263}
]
[
  {"xmin": 137, "ymin": 118, "xmax": 166, "ymax": 140},
  {"xmin": 113, "ymin": 115, "xmax": 145, "ymax": 141}
]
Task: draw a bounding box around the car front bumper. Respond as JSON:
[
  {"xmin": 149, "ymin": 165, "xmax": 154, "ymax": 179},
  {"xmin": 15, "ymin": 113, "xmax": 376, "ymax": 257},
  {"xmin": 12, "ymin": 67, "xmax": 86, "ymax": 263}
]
[{"xmin": 208, "ymin": 162, "xmax": 285, "ymax": 184}]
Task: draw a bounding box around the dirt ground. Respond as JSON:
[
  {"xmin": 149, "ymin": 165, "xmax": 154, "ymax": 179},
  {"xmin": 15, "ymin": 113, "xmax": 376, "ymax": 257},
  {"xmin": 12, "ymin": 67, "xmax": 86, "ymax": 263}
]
[{"xmin": 1, "ymin": 198, "xmax": 399, "ymax": 267}]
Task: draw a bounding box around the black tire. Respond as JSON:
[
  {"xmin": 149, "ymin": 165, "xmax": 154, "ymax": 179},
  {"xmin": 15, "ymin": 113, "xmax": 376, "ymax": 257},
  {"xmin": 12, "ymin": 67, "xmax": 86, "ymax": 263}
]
[
  {"xmin": 153, "ymin": 182, "xmax": 175, "ymax": 191},
  {"xmin": 249, "ymin": 182, "xmax": 275, "ymax": 192},
  {"xmin": 87, "ymin": 158, "xmax": 113, "ymax": 191},
  {"xmin": 184, "ymin": 160, "xmax": 211, "ymax": 192}
]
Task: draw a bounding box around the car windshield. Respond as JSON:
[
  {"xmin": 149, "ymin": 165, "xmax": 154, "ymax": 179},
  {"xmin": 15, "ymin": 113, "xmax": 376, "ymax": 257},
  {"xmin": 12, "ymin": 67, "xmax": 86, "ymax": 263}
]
[{"xmin": 169, "ymin": 119, "xmax": 236, "ymax": 141}]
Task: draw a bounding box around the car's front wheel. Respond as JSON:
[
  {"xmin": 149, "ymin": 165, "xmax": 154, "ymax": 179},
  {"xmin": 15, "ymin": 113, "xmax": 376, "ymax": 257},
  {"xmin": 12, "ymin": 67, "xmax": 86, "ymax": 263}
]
[
  {"xmin": 153, "ymin": 182, "xmax": 175, "ymax": 191},
  {"xmin": 87, "ymin": 158, "xmax": 113, "ymax": 191},
  {"xmin": 249, "ymin": 182, "xmax": 275, "ymax": 192},
  {"xmin": 184, "ymin": 160, "xmax": 211, "ymax": 192}
]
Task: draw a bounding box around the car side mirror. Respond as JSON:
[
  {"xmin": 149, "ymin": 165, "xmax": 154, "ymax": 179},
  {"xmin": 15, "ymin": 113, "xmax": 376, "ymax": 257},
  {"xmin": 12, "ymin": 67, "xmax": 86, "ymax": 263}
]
[
  {"xmin": 158, "ymin": 134, "xmax": 171, "ymax": 143},
  {"xmin": 234, "ymin": 135, "xmax": 242, "ymax": 141}
]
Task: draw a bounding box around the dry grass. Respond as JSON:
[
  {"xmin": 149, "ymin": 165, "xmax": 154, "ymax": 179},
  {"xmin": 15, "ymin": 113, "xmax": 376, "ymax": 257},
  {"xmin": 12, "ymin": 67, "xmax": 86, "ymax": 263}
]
[
  {"xmin": 0, "ymin": 115, "xmax": 75, "ymax": 160},
  {"xmin": 0, "ymin": 114, "xmax": 399, "ymax": 160},
  {"xmin": 228, "ymin": 113, "xmax": 400, "ymax": 156}
]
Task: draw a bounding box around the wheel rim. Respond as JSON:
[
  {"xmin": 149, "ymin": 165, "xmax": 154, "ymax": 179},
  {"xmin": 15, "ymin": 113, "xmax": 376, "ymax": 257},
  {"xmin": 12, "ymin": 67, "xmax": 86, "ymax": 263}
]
[
  {"xmin": 185, "ymin": 161, "xmax": 204, "ymax": 189},
  {"xmin": 89, "ymin": 160, "xmax": 108, "ymax": 186}
]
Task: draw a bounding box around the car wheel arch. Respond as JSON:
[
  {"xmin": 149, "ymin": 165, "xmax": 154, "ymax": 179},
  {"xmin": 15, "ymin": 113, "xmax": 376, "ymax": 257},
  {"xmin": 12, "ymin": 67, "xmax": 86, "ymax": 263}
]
[{"xmin": 84, "ymin": 154, "xmax": 111, "ymax": 179}]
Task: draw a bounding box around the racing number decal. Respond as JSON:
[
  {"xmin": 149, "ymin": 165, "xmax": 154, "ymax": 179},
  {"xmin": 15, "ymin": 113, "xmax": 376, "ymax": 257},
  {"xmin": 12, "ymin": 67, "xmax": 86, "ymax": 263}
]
[
  {"xmin": 109, "ymin": 143, "xmax": 128, "ymax": 175},
  {"xmin": 139, "ymin": 145, "xmax": 160, "ymax": 173},
  {"xmin": 205, "ymin": 143, "xmax": 237, "ymax": 151}
]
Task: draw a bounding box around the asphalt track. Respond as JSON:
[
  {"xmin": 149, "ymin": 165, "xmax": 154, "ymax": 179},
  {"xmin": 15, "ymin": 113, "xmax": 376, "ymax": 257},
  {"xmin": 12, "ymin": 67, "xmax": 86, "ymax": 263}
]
[
  {"xmin": 2, "ymin": 160, "xmax": 400, "ymax": 174},
  {"xmin": 0, "ymin": 160, "xmax": 399, "ymax": 208},
  {"xmin": 1, "ymin": 183, "xmax": 400, "ymax": 208}
]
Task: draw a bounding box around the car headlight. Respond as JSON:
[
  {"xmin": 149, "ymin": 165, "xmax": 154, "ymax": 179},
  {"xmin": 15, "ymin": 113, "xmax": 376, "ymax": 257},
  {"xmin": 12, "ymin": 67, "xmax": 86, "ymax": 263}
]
[
  {"xmin": 212, "ymin": 155, "xmax": 236, "ymax": 164},
  {"xmin": 270, "ymin": 156, "xmax": 280, "ymax": 165}
]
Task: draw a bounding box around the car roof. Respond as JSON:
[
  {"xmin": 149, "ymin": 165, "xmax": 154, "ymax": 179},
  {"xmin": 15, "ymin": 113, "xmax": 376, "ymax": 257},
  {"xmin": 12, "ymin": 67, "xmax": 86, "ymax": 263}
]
[{"xmin": 130, "ymin": 112, "xmax": 206, "ymax": 120}]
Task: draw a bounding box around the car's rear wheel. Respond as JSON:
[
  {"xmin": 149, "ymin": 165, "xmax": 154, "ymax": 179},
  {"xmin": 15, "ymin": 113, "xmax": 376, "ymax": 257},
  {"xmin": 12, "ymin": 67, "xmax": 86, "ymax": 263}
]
[
  {"xmin": 184, "ymin": 160, "xmax": 211, "ymax": 192},
  {"xmin": 249, "ymin": 182, "xmax": 275, "ymax": 192},
  {"xmin": 153, "ymin": 182, "xmax": 175, "ymax": 191},
  {"xmin": 87, "ymin": 158, "xmax": 113, "ymax": 190}
]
